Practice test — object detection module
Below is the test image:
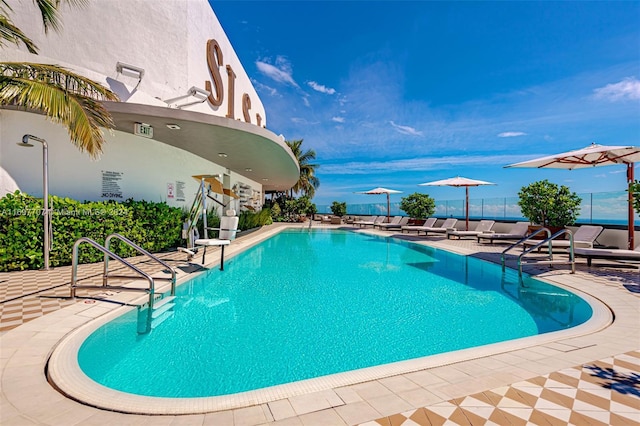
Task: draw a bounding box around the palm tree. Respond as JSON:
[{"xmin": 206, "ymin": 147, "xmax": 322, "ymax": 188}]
[
  {"xmin": 0, "ymin": 0, "xmax": 118, "ymax": 158},
  {"xmin": 285, "ymin": 139, "xmax": 320, "ymax": 198}
]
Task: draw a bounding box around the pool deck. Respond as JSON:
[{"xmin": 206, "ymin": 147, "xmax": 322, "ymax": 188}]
[{"xmin": 1, "ymin": 222, "xmax": 638, "ymax": 425}]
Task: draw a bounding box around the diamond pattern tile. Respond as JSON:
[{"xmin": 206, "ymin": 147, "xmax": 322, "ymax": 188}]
[{"xmin": 363, "ymin": 351, "xmax": 640, "ymax": 426}]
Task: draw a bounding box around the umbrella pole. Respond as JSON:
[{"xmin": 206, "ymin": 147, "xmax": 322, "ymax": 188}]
[
  {"xmin": 386, "ymin": 193, "xmax": 390, "ymax": 223},
  {"xmin": 465, "ymin": 187, "xmax": 469, "ymax": 231},
  {"xmin": 628, "ymin": 163, "xmax": 635, "ymax": 250}
]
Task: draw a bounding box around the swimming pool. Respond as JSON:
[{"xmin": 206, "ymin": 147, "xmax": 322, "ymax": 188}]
[{"xmin": 75, "ymin": 228, "xmax": 592, "ymax": 399}]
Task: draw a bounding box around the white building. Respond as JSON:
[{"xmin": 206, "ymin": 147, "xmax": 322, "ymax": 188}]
[{"xmin": 0, "ymin": 0, "xmax": 298, "ymax": 213}]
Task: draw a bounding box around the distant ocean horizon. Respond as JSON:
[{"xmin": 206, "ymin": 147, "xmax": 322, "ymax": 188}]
[{"xmin": 315, "ymin": 189, "xmax": 638, "ymax": 227}]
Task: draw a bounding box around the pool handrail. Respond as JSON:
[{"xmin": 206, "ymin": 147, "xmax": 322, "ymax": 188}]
[
  {"xmin": 104, "ymin": 233, "xmax": 176, "ymax": 296},
  {"xmin": 70, "ymin": 237, "xmax": 156, "ymax": 311},
  {"xmin": 501, "ymin": 228, "xmax": 576, "ymax": 275}
]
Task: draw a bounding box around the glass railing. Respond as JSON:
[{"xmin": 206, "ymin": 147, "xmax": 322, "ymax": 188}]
[{"xmin": 316, "ymin": 190, "xmax": 638, "ymax": 226}]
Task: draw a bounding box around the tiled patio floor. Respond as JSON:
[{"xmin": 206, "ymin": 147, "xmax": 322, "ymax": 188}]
[
  {"xmin": 1, "ymin": 223, "xmax": 638, "ymax": 425},
  {"xmin": 361, "ymin": 351, "xmax": 640, "ymax": 426}
]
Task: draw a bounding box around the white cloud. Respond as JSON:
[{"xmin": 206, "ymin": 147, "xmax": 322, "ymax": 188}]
[
  {"xmin": 498, "ymin": 131, "xmax": 527, "ymax": 137},
  {"xmin": 256, "ymin": 57, "xmax": 299, "ymax": 88},
  {"xmin": 389, "ymin": 121, "xmax": 423, "ymax": 136},
  {"xmin": 593, "ymin": 77, "xmax": 640, "ymax": 102},
  {"xmin": 302, "ymin": 96, "xmax": 310, "ymax": 107},
  {"xmin": 332, "ymin": 116, "xmax": 345, "ymax": 123},
  {"xmin": 308, "ymin": 81, "xmax": 336, "ymax": 94},
  {"xmin": 291, "ymin": 117, "xmax": 319, "ymax": 125},
  {"xmin": 251, "ymin": 79, "xmax": 278, "ymax": 96}
]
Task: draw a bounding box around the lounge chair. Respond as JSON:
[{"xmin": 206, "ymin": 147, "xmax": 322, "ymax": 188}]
[
  {"xmin": 522, "ymin": 225, "xmax": 604, "ymax": 250},
  {"xmin": 574, "ymin": 245, "xmax": 640, "ymax": 267},
  {"xmin": 477, "ymin": 221, "xmax": 529, "ymax": 244},
  {"xmin": 353, "ymin": 215, "xmax": 376, "ymax": 227},
  {"xmin": 195, "ymin": 209, "xmax": 239, "ymax": 269},
  {"xmin": 447, "ymin": 220, "xmax": 495, "ymax": 239},
  {"xmin": 375, "ymin": 216, "xmax": 402, "ymax": 229},
  {"xmin": 401, "ymin": 217, "xmax": 437, "ymax": 233},
  {"xmin": 377, "ymin": 216, "xmax": 410, "ymax": 231},
  {"xmin": 415, "ymin": 218, "xmax": 458, "ymax": 236},
  {"xmin": 354, "ymin": 215, "xmax": 383, "ymax": 228}
]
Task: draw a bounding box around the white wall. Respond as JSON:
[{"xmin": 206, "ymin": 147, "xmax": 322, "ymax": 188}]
[
  {"xmin": 0, "ymin": 0, "xmax": 269, "ymax": 209},
  {"xmin": 0, "ymin": 0, "xmax": 266, "ymax": 124},
  {"xmin": 0, "ymin": 111, "xmax": 261, "ymax": 213}
]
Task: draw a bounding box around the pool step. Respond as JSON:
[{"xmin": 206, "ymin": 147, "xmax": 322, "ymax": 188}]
[
  {"xmin": 150, "ymin": 310, "xmax": 174, "ymax": 329},
  {"xmin": 152, "ymin": 296, "xmax": 176, "ymax": 318},
  {"xmin": 138, "ymin": 295, "xmax": 176, "ymax": 334}
]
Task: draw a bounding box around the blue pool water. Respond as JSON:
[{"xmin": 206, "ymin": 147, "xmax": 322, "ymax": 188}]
[{"xmin": 78, "ymin": 229, "xmax": 592, "ymax": 398}]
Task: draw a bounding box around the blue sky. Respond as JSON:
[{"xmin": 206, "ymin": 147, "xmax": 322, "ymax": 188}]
[{"xmin": 212, "ymin": 1, "xmax": 640, "ymax": 207}]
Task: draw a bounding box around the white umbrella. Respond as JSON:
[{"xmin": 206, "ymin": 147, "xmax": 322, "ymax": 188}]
[
  {"xmin": 358, "ymin": 187, "xmax": 402, "ymax": 222},
  {"xmin": 505, "ymin": 143, "xmax": 640, "ymax": 249},
  {"xmin": 419, "ymin": 176, "xmax": 495, "ymax": 230}
]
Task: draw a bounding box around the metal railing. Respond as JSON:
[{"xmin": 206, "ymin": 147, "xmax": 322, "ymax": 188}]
[
  {"xmin": 501, "ymin": 228, "xmax": 575, "ymax": 275},
  {"xmin": 317, "ymin": 190, "xmax": 637, "ymax": 225},
  {"xmin": 70, "ymin": 237, "xmax": 157, "ymax": 309},
  {"xmin": 104, "ymin": 233, "xmax": 176, "ymax": 296},
  {"xmin": 70, "ymin": 236, "xmax": 178, "ymax": 312}
]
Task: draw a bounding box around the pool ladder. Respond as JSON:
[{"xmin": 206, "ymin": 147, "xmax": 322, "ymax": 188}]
[
  {"xmin": 70, "ymin": 233, "xmax": 177, "ymax": 333},
  {"xmin": 501, "ymin": 227, "xmax": 575, "ymax": 275}
]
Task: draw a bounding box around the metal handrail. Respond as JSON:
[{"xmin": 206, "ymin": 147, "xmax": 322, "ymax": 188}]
[
  {"xmin": 501, "ymin": 228, "xmax": 575, "ymax": 275},
  {"xmin": 104, "ymin": 233, "xmax": 176, "ymax": 296},
  {"xmin": 501, "ymin": 227, "xmax": 551, "ymax": 270},
  {"xmin": 70, "ymin": 237, "xmax": 156, "ymax": 310}
]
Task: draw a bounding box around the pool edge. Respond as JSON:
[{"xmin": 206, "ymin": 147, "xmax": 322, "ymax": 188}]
[{"xmin": 45, "ymin": 228, "xmax": 615, "ymax": 415}]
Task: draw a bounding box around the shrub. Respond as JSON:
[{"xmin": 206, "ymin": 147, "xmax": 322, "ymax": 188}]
[
  {"xmin": 517, "ymin": 179, "xmax": 582, "ymax": 227},
  {"xmin": 238, "ymin": 207, "xmax": 273, "ymax": 230},
  {"xmin": 399, "ymin": 193, "xmax": 435, "ymax": 219},
  {"xmin": 630, "ymin": 180, "xmax": 640, "ymax": 215},
  {"xmin": 0, "ymin": 191, "xmax": 184, "ymax": 271},
  {"xmin": 330, "ymin": 201, "xmax": 347, "ymax": 217},
  {"xmin": 274, "ymin": 196, "xmax": 316, "ymax": 222}
]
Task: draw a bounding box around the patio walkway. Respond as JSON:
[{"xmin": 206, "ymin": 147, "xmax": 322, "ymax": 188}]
[{"xmin": 1, "ymin": 223, "xmax": 638, "ymax": 425}]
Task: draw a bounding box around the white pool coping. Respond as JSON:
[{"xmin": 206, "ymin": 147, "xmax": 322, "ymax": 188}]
[{"xmin": 47, "ymin": 226, "xmax": 613, "ymax": 415}]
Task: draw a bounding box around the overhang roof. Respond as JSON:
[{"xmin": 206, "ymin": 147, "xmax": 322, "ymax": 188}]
[{"xmin": 104, "ymin": 102, "xmax": 299, "ymax": 192}]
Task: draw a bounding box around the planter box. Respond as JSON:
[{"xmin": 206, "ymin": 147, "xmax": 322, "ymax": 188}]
[{"xmin": 528, "ymin": 225, "xmax": 565, "ymax": 239}]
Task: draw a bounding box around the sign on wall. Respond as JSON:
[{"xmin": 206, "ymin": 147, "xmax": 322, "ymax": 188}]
[
  {"xmin": 175, "ymin": 181, "xmax": 186, "ymax": 202},
  {"xmin": 101, "ymin": 170, "xmax": 123, "ymax": 199}
]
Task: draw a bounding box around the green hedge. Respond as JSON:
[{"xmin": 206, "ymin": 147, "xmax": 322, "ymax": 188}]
[
  {"xmin": 0, "ymin": 191, "xmax": 184, "ymax": 271},
  {"xmin": 238, "ymin": 207, "xmax": 273, "ymax": 231}
]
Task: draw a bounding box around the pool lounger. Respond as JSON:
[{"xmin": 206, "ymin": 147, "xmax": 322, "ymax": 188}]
[
  {"xmin": 401, "ymin": 217, "xmax": 437, "ymax": 233},
  {"xmin": 414, "ymin": 218, "xmax": 458, "ymax": 236},
  {"xmin": 522, "ymin": 225, "xmax": 604, "ymax": 251},
  {"xmin": 447, "ymin": 220, "xmax": 495, "ymax": 239},
  {"xmin": 477, "ymin": 221, "xmax": 529, "ymax": 243},
  {"xmin": 574, "ymin": 246, "xmax": 640, "ymax": 267}
]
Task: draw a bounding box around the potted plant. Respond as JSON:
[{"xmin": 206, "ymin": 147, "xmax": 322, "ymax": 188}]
[
  {"xmin": 330, "ymin": 201, "xmax": 347, "ymax": 224},
  {"xmin": 399, "ymin": 193, "xmax": 435, "ymax": 225},
  {"xmin": 517, "ymin": 179, "xmax": 582, "ymax": 237}
]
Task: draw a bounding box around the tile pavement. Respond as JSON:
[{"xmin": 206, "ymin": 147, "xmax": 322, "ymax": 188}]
[{"xmin": 361, "ymin": 351, "xmax": 640, "ymax": 426}]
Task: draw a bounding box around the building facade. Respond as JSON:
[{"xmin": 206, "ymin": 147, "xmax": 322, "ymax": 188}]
[{"xmin": 0, "ymin": 0, "xmax": 299, "ymax": 213}]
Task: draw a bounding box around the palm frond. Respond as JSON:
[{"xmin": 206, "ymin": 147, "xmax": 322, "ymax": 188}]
[
  {"xmin": 34, "ymin": 0, "xmax": 61, "ymax": 33},
  {"xmin": 0, "ymin": 62, "xmax": 119, "ymax": 158},
  {"xmin": 34, "ymin": 0, "xmax": 89, "ymax": 34},
  {"xmin": 0, "ymin": 13, "xmax": 38, "ymax": 53}
]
